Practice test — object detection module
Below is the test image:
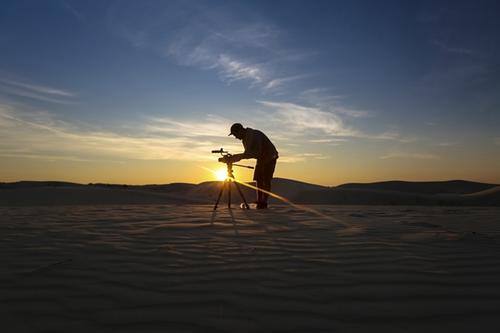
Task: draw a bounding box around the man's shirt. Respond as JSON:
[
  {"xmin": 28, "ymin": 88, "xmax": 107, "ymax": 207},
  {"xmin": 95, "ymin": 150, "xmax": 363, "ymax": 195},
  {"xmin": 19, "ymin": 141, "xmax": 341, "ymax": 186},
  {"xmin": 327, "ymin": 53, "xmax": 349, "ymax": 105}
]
[{"xmin": 242, "ymin": 128, "xmax": 278, "ymax": 163}]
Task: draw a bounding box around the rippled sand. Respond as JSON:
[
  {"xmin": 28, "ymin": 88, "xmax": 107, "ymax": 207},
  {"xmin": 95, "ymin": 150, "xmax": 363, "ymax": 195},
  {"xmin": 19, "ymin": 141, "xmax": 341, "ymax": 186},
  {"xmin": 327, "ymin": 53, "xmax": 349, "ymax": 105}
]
[{"xmin": 1, "ymin": 205, "xmax": 500, "ymax": 332}]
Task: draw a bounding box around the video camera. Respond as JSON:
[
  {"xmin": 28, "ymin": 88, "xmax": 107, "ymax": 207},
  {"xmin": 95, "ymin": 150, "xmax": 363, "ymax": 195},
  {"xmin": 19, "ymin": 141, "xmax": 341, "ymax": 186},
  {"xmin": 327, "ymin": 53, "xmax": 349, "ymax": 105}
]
[
  {"xmin": 211, "ymin": 148, "xmax": 254, "ymax": 169},
  {"xmin": 211, "ymin": 148, "xmax": 232, "ymax": 164}
]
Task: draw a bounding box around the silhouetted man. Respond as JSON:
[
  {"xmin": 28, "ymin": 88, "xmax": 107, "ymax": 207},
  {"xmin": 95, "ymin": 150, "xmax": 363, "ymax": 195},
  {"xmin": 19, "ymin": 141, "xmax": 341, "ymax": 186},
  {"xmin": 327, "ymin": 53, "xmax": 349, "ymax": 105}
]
[{"xmin": 224, "ymin": 123, "xmax": 278, "ymax": 209}]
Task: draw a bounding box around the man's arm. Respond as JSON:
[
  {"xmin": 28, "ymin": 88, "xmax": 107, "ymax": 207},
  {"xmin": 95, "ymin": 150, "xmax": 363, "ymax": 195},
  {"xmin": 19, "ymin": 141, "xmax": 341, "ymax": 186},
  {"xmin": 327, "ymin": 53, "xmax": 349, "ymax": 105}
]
[
  {"xmin": 218, "ymin": 153, "xmax": 249, "ymax": 164},
  {"xmin": 225, "ymin": 152, "xmax": 253, "ymax": 163}
]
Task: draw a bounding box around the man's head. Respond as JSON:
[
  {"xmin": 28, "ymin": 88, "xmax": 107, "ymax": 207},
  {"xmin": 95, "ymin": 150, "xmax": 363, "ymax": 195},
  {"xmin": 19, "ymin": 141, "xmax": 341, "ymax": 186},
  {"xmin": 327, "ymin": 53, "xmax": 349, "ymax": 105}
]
[{"xmin": 228, "ymin": 123, "xmax": 245, "ymax": 140}]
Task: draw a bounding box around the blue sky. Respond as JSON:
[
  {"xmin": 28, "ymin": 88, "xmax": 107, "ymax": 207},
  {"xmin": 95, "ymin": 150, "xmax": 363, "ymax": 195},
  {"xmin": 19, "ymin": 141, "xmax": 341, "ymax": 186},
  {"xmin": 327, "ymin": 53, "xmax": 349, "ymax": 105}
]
[{"xmin": 1, "ymin": 0, "xmax": 499, "ymax": 184}]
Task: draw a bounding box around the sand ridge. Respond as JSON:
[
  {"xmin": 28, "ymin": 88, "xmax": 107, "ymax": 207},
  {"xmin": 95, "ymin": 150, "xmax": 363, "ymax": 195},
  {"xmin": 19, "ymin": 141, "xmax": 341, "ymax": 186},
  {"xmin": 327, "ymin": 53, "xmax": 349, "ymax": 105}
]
[{"xmin": 1, "ymin": 205, "xmax": 500, "ymax": 332}]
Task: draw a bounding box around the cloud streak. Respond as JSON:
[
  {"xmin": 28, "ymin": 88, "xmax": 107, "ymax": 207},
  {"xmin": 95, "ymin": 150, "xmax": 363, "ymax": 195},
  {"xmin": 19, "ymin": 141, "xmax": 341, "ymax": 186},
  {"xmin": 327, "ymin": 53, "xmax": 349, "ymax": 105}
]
[
  {"xmin": 0, "ymin": 78, "xmax": 77, "ymax": 104},
  {"xmin": 216, "ymin": 54, "xmax": 265, "ymax": 84},
  {"xmin": 165, "ymin": 24, "xmax": 275, "ymax": 87},
  {"xmin": 107, "ymin": 3, "xmax": 309, "ymax": 92},
  {"xmin": 298, "ymin": 88, "xmax": 372, "ymax": 118},
  {"xmin": 380, "ymin": 152, "xmax": 440, "ymax": 160},
  {"xmin": 0, "ymin": 101, "xmax": 357, "ymax": 167},
  {"xmin": 258, "ymin": 100, "xmax": 357, "ymax": 137},
  {"xmin": 432, "ymin": 40, "xmax": 475, "ymax": 56},
  {"xmin": 0, "ymin": 105, "xmax": 230, "ymax": 162}
]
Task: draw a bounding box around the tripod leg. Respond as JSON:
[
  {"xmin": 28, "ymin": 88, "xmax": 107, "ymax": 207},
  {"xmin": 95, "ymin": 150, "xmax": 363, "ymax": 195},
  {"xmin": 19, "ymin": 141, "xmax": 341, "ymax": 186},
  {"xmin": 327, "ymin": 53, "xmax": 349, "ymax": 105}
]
[
  {"xmin": 213, "ymin": 180, "xmax": 226, "ymax": 211},
  {"xmin": 228, "ymin": 179, "xmax": 232, "ymax": 208},
  {"xmin": 234, "ymin": 180, "xmax": 250, "ymax": 209}
]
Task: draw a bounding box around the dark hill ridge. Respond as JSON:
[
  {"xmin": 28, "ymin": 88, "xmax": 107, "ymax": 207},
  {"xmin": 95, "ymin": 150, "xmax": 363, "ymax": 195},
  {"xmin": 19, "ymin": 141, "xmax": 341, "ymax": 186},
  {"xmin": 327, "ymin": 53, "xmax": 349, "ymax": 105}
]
[
  {"xmin": 337, "ymin": 180, "xmax": 496, "ymax": 195},
  {"xmin": 0, "ymin": 181, "xmax": 84, "ymax": 188},
  {"xmin": 0, "ymin": 178, "xmax": 498, "ymax": 206}
]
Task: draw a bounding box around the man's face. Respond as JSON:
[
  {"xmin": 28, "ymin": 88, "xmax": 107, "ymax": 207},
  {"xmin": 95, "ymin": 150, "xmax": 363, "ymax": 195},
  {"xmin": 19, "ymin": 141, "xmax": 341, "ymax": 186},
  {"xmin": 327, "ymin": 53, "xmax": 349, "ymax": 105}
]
[{"xmin": 233, "ymin": 128, "xmax": 244, "ymax": 140}]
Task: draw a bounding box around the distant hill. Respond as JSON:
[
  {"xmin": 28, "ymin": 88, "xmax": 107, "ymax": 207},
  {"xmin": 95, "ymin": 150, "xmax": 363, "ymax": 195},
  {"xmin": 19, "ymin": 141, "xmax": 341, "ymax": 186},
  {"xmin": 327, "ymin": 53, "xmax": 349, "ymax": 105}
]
[
  {"xmin": 0, "ymin": 178, "xmax": 498, "ymax": 206},
  {"xmin": 336, "ymin": 180, "xmax": 496, "ymax": 195},
  {"xmin": 0, "ymin": 181, "xmax": 84, "ymax": 188}
]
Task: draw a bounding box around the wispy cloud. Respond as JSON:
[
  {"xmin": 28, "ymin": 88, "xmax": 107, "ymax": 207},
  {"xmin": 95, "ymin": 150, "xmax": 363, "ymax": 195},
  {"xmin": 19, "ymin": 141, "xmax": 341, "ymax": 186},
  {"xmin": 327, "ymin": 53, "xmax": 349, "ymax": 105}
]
[
  {"xmin": 216, "ymin": 54, "xmax": 265, "ymax": 84},
  {"xmin": 262, "ymin": 74, "xmax": 309, "ymax": 92},
  {"xmin": 0, "ymin": 79, "xmax": 75, "ymax": 97},
  {"xmin": 373, "ymin": 131, "xmax": 418, "ymax": 143},
  {"xmin": 299, "ymin": 88, "xmax": 346, "ymax": 104},
  {"xmin": 298, "ymin": 87, "xmax": 371, "ymax": 118},
  {"xmin": 495, "ymin": 138, "xmax": 500, "ymax": 146},
  {"xmin": 277, "ymin": 152, "xmax": 329, "ymax": 163},
  {"xmin": 0, "ymin": 78, "xmax": 77, "ymax": 104},
  {"xmin": 165, "ymin": 25, "xmax": 275, "ymax": 87},
  {"xmin": 108, "ymin": 3, "xmax": 310, "ymax": 92},
  {"xmin": 436, "ymin": 142, "xmax": 457, "ymax": 147},
  {"xmin": 60, "ymin": 0, "xmax": 86, "ymax": 23},
  {"xmin": 380, "ymin": 152, "xmax": 440, "ymax": 160},
  {"xmin": 257, "ymin": 100, "xmax": 357, "ymax": 137},
  {"xmin": 0, "ymin": 101, "xmax": 350, "ymax": 166},
  {"xmin": 257, "ymin": 100, "xmax": 409, "ymax": 143},
  {"xmin": 432, "ymin": 40, "xmax": 475, "ymax": 56},
  {"xmin": 0, "ymin": 104, "xmax": 233, "ymax": 162},
  {"xmin": 0, "ymin": 96, "xmax": 423, "ymax": 169},
  {"xmin": 308, "ymin": 138, "xmax": 347, "ymax": 143},
  {"xmin": 334, "ymin": 105, "xmax": 372, "ymax": 118},
  {"xmin": 144, "ymin": 114, "xmax": 231, "ymax": 138}
]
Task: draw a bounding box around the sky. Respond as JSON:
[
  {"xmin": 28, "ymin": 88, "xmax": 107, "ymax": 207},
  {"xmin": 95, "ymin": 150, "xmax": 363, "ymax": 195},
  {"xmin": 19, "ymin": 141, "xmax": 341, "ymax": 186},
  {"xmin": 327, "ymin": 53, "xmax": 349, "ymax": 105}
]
[{"xmin": 1, "ymin": 0, "xmax": 499, "ymax": 185}]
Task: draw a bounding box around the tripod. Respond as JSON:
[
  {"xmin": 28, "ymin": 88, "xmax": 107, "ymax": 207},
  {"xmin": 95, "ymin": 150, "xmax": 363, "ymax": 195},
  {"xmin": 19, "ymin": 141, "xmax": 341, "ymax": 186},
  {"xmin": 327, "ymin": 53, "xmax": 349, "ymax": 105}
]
[{"xmin": 213, "ymin": 162, "xmax": 252, "ymax": 210}]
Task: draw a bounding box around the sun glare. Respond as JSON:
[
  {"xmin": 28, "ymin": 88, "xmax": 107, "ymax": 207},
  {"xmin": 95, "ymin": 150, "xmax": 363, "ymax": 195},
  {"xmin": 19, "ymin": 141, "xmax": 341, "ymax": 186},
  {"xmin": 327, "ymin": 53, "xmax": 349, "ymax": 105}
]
[{"xmin": 215, "ymin": 168, "xmax": 228, "ymax": 181}]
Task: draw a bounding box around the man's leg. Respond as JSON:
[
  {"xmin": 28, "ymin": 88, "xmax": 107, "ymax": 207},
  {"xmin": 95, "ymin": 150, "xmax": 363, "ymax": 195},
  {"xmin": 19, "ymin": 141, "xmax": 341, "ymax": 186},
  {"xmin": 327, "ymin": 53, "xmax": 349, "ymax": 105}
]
[
  {"xmin": 261, "ymin": 179, "xmax": 271, "ymax": 204},
  {"xmin": 262, "ymin": 158, "xmax": 276, "ymax": 205},
  {"xmin": 255, "ymin": 180, "xmax": 266, "ymax": 208},
  {"xmin": 256, "ymin": 180, "xmax": 264, "ymax": 203},
  {"xmin": 258, "ymin": 159, "xmax": 276, "ymax": 208},
  {"xmin": 254, "ymin": 161, "xmax": 264, "ymax": 204},
  {"xmin": 254, "ymin": 158, "xmax": 276, "ymax": 208}
]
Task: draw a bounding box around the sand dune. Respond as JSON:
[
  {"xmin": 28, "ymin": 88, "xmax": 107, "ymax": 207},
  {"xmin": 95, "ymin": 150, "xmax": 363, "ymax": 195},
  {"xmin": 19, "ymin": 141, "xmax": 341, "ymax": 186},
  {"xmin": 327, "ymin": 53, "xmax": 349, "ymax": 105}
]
[
  {"xmin": 1, "ymin": 178, "xmax": 498, "ymax": 206},
  {"xmin": 294, "ymin": 180, "xmax": 500, "ymax": 206},
  {"xmin": 296, "ymin": 187, "xmax": 500, "ymax": 206},
  {"xmin": 0, "ymin": 184, "xmax": 208, "ymax": 206},
  {"xmin": 1, "ymin": 204, "xmax": 500, "ymax": 332},
  {"xmin": 460, "ymin": 186, "xmax": 500, "ymax": 206}
]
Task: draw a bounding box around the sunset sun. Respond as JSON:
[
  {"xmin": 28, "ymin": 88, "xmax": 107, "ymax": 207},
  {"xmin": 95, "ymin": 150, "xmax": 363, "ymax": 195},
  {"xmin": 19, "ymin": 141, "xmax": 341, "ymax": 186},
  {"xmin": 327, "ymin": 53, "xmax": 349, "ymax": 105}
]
[{"xmin": 215, "ymin": 168, "xmax": 228, "ymax": 181}]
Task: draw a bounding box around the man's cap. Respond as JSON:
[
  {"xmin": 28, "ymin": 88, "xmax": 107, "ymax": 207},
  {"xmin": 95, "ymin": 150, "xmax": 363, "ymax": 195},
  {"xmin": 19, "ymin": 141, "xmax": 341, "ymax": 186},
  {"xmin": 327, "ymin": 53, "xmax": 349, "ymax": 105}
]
[{"xmin": 228, "ymin": 123, "xmax": 244, "ymax": 136}]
